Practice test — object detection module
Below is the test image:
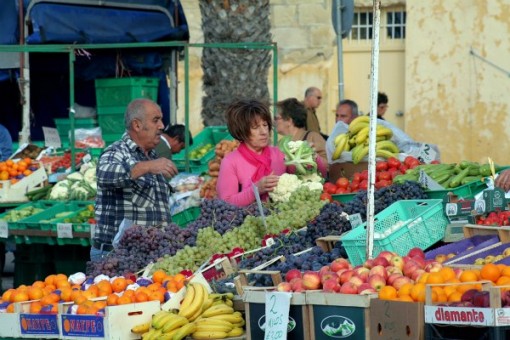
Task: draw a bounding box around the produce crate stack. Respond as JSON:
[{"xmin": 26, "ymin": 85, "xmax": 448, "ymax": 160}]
[
  {"xmin": 54, "ymin": 117, "xmax": 98, "ymax": 142},
  {"xmin": 13, "ymin": 244, "xmax": 56, "ymax": 287},
  {"xmin": 94, "ymin": 77, "xmax": 159, "ymax": 145}
]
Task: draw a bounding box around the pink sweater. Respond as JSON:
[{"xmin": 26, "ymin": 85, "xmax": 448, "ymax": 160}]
[{"xmin": 217, "ymin": 147, "xmax": 286, "ymax": 207}]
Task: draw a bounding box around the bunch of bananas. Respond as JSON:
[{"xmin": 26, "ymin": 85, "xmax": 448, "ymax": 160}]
[
  {"xmin": 332, "ymin": 116, "xmax": 400, "ymax": 164},
  {"xmin": 131, "ymin": 283, "xmax": 245, "ymax": 340}
]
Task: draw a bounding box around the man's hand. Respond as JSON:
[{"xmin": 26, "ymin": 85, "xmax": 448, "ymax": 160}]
[
  {"xmin": 131, "ymin": 158, "xmax": 178, "ymax": 179},
  {"xmin": 495, "ymin": 169, "xmax": 510, "ymax": 192}
]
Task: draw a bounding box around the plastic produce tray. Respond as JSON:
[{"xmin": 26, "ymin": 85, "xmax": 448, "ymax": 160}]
[
  {"xmin": 172, "ymin": 206, "xmax": 200, "ymax": 228},
  {"xmin": 54, "ymin": 117, "xmax": 98, "ymax": 140},
  {"xmin": 451, "ymin": 243, "xmax": 510, "ymax": 265},
  {"xmin": 341, "ymin": 199, "xmax": 448, "ymax": 266},
  {"xmin": 425, "ymin": 178, "xmax": 486, "ymax": 200},
  {"xmin": 331, "ymin": 192, "xmax": 355, "ymax": 203},
  {"xmin": 173, "ymin": 126, "xmax": 233, "ymax": 171},
  {"xmin": 95, "ymin": 77, "xmax": 159, "ymax": 107},
  {"xmin": 425, "ymin": 234, "xmax": 498, "ymax": 260},
  {"xmin": 0, "ymin": 200, "xmax": 61, "ymax": 224}
]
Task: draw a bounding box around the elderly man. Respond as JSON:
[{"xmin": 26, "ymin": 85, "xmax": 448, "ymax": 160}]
[
  {"xmin": 303, "ymin": 87, "xmax": 323, "ymax": 134},
  {"xmin": 91, "ymin": 98, "xmax": 177, "ymax": 261},
  {"xmin": 335, "ymin": 99, "xmax": 359, "ymax": 124}
]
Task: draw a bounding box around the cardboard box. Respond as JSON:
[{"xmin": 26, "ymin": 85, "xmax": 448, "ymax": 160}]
[
  {"xmin": 463, "ymin": 224, "xmax": 510, "ymax": 244},
  {"xmin": 0, "ymin": 310, "xmax": 21, "ymax": 338},
  {"xmin": 18, "ymin": 301, "xmax": 60, "ymax": 339},
  {"xmin": 306, "ymin": 291, "xmax": 376, "ymax": 339},
  {"xmin": 0, "ymin": 164, "xmax": 48, "ymax": 202},
  {"xmin": 329, "ymin": 162, "xmax": 368, "ymax": 183},
  {"xmin": 369, "ymin": 299, "xmax": 424, "ymax": 340},
  {"xmin": 243, "ymin": 290, "xmax": 310, "ymax": 340}
]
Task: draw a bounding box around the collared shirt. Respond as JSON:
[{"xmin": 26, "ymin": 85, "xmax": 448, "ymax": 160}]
[{"xmin": 94, "ymin": 133, "xmax": 172, "ymax": 244}]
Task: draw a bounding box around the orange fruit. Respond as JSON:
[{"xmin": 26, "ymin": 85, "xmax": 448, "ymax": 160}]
[
  {"xmin": 74, "ymin": 294, "xmax": 87, "ymax": 305},
  {"xmin": 29, "ymin": 301, "xmax": 43, "ymax": 314},
  {"xmin": 96, "ymin": 280, "xmax": 113, "ymax": 295},
  {"xmin": 44, "ymin": 274, "xmax": 57, "ymax": 286},
  {"xmin": 456, "ymin": 283, "xmax": 477, "ymax": 294},
  {"xmin": 60, "ymin": 287, "xmax": 73, "ymax": 302},
  {"xmin": 378, "ymin": 286, "xmax": 397, "ymax": 300},
  {"xmin": 445, "ymin": 278, "xmax": 461, "ymax": 284},
  {"xmin": 147, "ymin": 282, "xmax": 162, "ymax": 292},
  {"xmin": 24, "ymin": 158, "xmax": 32, "ymax": 165},
  {"xmin": 93, "ymin": 301, "xmax": 107, "ymax": 310},
  {"xmin": 439, "ymin": 267, "xmax": 456, "ymax": 282},
  {"xmin": 166, "ymin": 281, "xmax": 178, "ymax": 293},
  {"xmin": 107, "ymin": 294, "xmax": 119, "ymax": 306},
  {"xmin": 418, "ymin": 272, "xmax": 429, "ymax": 284},
  {"xmin": 27, "ymin": 287, "xmax": 44, "ymax": 300},
  {"xmin": 410, "ymin": 283, "xmax": 426, "ymax": 302},
  {"xmin": 112, "ymin": 277, "xmax": 128, "ymax": 293},
  {"xmin": 2, "ymin": 289, "xmax": 16, "ymax": 302},
  {"xmin": 443, "ymin": 285, "xmax": 457, "ymax": 298},
  {"xmin": 500, "ymin": 266, "xmax": 510, "ymax": 277},
  {"xmin": 11, "ymin": 291, "xmax": 29, "ymax": 303},
  {"xmin": 459, "ymin": 270, "xmax": 478, "ymax": 283},
  {"xmin": 448, "ymin": 291, "xmax": 463, "ymax": 302},
  {"xmin": 5, "ymin": 159, "xmax": 13, "ymax": 166},
  {"xmin": 152, "ymin": 269, "xmax": 167, "ymax": 284},
  {"xmin": 136, "ymin": 286, "xmax": 150, "ymax": 295},
  {"xmin": 135, "ymin": 291, "xmax": 149, "ymax": 302},
  {"xmin": 123, "ymin": 290, "xmax": 135, "ymax": 299},
  {"xmin": 117, "ymin": 295, "xmax": 133, "ymax": 305},
  {"xmin": 148, "ymin": 290, "xmax": 165, "ymax": 303},
  {"xmin": 427, "ymin": 272, "xmax": 445, "ymax": 285},
  {"xmin": 173, "ymin": 273, "xmax": 186, "ymax": 282},
  {"xmin": 87, "ymin": 285, "xmax": 99, "ymax": 296},
  {"xmin": 398, "ymin": 294, "xmax": 414, "ymax": 302},
  {"xmin": 56, "ymin": 279, "xmax": 71, "ymax": 289},
  {"xmin": 32, "ymin": 281, "xmax": 46, "ymax": 289},
  {"xmin": 0, "ymin": 171, "xmax": 8, "ymax": 181},
  {"xmin": 480, "ymin": 263, "xmax": 501, "ymax": 283},
  {"xmin": 398, "ymin": 283, "xmax": 414, "ymax": 297},
  {"xmin": 82, "ymin": 290, "xmax": 97, "ymax": 300},
  {"xmin": 23, "ymin": 169, "xmax": 32, "ymax": 176},
  {"xmin": 6, "ymin": 303, "xmax": 15, "ymax": 313}
]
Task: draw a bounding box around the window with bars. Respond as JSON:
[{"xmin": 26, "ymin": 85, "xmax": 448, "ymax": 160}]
[{"xmin": 349, "ymin": 9, "xmax": 406, "ymax": 41}]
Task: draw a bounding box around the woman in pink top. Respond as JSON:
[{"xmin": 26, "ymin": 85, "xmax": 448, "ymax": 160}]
[{"xmin": 217, "ymin": 99, "xmax": 286, "ymax": 207}]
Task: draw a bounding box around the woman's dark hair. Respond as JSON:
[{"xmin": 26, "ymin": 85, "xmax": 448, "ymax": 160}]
[
  {"xmin": 225, "ymin": 99, "xmax": 272, "ymax": 141},
  {"xmin": 277, "ymin": 98, "xmax": 307, "ymax": 129}
]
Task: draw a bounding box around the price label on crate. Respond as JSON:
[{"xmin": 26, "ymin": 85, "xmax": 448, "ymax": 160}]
[
  {"xmin": 42, "ymin": 126, "xmax": 62, "ymax": 148},
  {"xmin": 417, "ymin": 143, "xmax": 437, "ymax": 164},
  {"xmin": 57, "ymin": 223, "xmax": 73, "ymax": 238},
  {"xmin": 348, "ymin": 213, "xmax": 363, "ymax": 228},
  {"xmin": 265, "ymin": 291, "xmax": 291, "ymax": 340},
  {"xmin": 419, "ymin": 170, "xmax": 444, "ymax": 190},
  {"xmin": 0, "ymin": 220, "xmax": 8, "ymax": 238}
]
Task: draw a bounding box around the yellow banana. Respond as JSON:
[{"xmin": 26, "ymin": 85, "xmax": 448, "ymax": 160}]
[
  {"xmin": 162, "ymin": 315, "xmax": 189, "ymax": 333},
  {"xmin": 376, "ymin": 140, "xmax": 399, "ymax": 153},
  {"xmin": 209, "ymin": 293, "xmax": 234, "ymax": 300},
  {"xmin": 348, "ymin": 116, "xmax": 370, "ymax": 133},
  {"xmin": 195, "ymin": 324, "xmax": 233, "ymax": 333},
  {"xmin": 212, "ymin": 300, "xmax": 227, "ymax": 306},
  {"xmin": 232, "ymin": 320, "xmax": 246, "ymax": 328},
  {"xmin": 355, "ymin": 126, "xmax": 369, "ymax": 145},
  {"xmin": 178, "ymin": 285, "xmax": 196, "ymax": 314},
  {"xmin": 195, "ymin": 318, "xmax": 233, "ymax": 328},
  {"xmin": 192, "ymin": 331, "xmax": 228, "ymax": 339},
  {"xmin": 353, "ymin": 146, "xmax": 369, "ymax": 164},
  {"xmin": 188, "ymin": 305, "xmax": 203, "ymax": 322},
  {"xmin": 202, "ymin": 298, "xmax": 214, "ymax": 311},
  {"xmin": 332, "ymin": 134, "xmax": 348, "ymax": 160},
  {"xmin": 224, "ymin": 299, "xmax": 233, "ymax": 307},
  {"xmin": 158, "ymin": 328, "xmax": 180, "ymax": 340},
  {"xmin": 131, "ymin": 321, "xmax": 151, "ymax": 335},
  {"xmin": 376, "ymin": 149, "xmax": 398, "ymax": 159},
  {"xmin": 201, "ymin": 305, "xmax": 234, "ymax": 318},
  {"xmin": 376, "ymin": 126, "xmax": 393, "ymax": 138},
  {"xmin": 208, "ymin": 313, "xmax": 243, "ymax": 324},
  {"xmin": 152, "ymin": 311, "xmax": 174, "ymax": 330},
  {"xmin": 227, "ymin": 327, "xmax": 245, "ymax": 337},
  {"xmin": 172, "ymin": 322, "xmax": 197, "ymax": 340},
  {"xmin": 179, "ymin": 283, "xmax": 205, "ymax": 320},
  {"xmin": 142, "ymin": 328, "xmax": 162, "ymax": 340}
]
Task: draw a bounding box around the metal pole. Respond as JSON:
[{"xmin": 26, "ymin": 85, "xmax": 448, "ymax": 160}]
[
  {"xmin": 69, "ymin": 49, "xmax": 76, "ymax": 171},
  {"xmin": 335, "ymin": 0, "xmax": 345, "ymax": 102},
  {"xmin": 366, "ymin": 0, "xmax": 381, "ymax": 261},
  {"xmin": 169, "ymin": 50, "xmax": 177, "ymax": 124},
  {"xmin": 184, "ymin": 44, "xmax": 190, "ymax": 172}
]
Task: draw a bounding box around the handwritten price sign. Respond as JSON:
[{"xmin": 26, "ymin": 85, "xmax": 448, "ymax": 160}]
[
  {"xmin": 265, "ymin": 292, "xmax": 291, "ymax": 340},
  {"xmin": 417, "ymin": 143, "xmax": 437, "ymax": 164}
]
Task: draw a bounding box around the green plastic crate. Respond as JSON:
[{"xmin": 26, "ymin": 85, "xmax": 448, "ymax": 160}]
[
  {"xmin": 340, "ymin": 199, "xmax": 448, "ymax": 266},
  {"xmin": 172, "ymin": 206, "xmax": 200, "ymax": 228},
  {"xmin": 331, "ymin": 193, "xmax": 356, "ymax": 203},
  {"xmin": 95, "ymin": 77, "xmax": 159, "ymax": 107},
  {"xmin": 0, "ymin": 201, "xmax": 61, "ymax": 225},
  {"xmin": 49, "ymin": 204, "xmax": 94, "ymax": 246},
  {"xmin": 12, "ymin": 202, "xmax": 92, "ymax": 231},
  {"xmin": 53, "ymin": 245, "xmax": 90, "ymax": 275},
  {"xmin": 173, "ymin": 126, "xmax": 233, "ymax": 171},
  {"xmin": 425, "ymin": 179, "xmax": 486, "ymax": 200},
  {"xmin": 96, "ymin": 106, "xmax": 125, "ymax": 135},
  {"xmin": 54, "ymin": 118, "xmax": 98, "ymax": 140}
]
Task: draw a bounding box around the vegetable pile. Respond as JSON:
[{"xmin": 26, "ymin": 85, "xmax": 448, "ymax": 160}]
[
  {"xmin": 279, "ymin": 136, "xmax": 318, "ymax": 176},
  {"xmin": 49, "ymin": 161, "xmax": 97, "ymax": 200}
]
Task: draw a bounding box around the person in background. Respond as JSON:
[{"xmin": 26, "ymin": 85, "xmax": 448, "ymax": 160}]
[
  {"xmin": 303, "ymin": 87, "xmax": 327, "ymax": 138},
  {"xmin": 217, "ymin": 99, "xmax": 285, "ymax": 207},
  {"xmin": 154, "ymin": 124, "xmax": 193, "ymax": 160},
  {"xmin": 0, "ymin": 123, "xmax": 13, "ymax": 161},
  {"xmin": 496, "ymin": 170, "xmax": 510, "ymax": 192},
  {"xmin": 376, "ymin": 92, "xmax": 389, "ymax": 119},
  {"xmin": 335, "ymin": 99, "xmax": 359, "ymax": 124},
  {"xmin": 92, "ymin": 98, "xmax": 176, "ymax": 261},
  {"xmin": 275, "ymin": 98, "xmax": 328, "ymax": 177}
]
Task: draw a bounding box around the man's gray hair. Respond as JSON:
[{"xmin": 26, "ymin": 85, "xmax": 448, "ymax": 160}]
[
  {"xmin": 124, "ymin": 98, "xmax": 157, "ymax": 130},
  {"xmin": 338, "ymin": 99, "xmax": 359, "ymax": 118}
]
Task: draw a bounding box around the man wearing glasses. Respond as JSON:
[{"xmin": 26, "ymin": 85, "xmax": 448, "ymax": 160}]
[{"xmin": 303, "ymin": 86, "xmax": 328, "ymax": 139}]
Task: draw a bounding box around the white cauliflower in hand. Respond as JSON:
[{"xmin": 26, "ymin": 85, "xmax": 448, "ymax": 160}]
[{"xmin": 269, "ymin": 173, "xmax": 302, "ymax": 203}]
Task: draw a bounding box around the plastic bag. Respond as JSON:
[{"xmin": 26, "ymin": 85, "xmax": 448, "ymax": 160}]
[
  {"xmin": 74, "ymin": 127, "xmax": 106, "ymax": 148},
  {"xmin": 170, "ymin": 173, "xmax": 203, "ymax": 193},
  {"xmin": 326, "ymin": 120, "xmax": 441, "ymax": 164},
  {"xmin": 112, "ymin": 218, "xmax": 133, "ymax": 248}
]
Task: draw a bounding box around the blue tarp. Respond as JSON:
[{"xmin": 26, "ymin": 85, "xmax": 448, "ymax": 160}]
[{"xmin": 0, "ymin": 0, "xmax": 189, "ymax": 141}]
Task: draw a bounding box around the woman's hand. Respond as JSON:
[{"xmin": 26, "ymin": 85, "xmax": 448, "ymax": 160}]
[
  {"xmin": 257, "ymin": 174, "xmax": 279, "ymax": 194},
  {"xmin": 495, "ymin": 170, "xmax": 510, "ymax": 192}
]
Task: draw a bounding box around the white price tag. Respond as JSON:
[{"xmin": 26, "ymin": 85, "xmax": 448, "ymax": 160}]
[
  {"xmin": 348, "ymin": 213, "xmax": 363, "ymax": 228},
  {"xmin": 417, "ymin": 143, "xmax": 437, "ymax": 164},
  {"xmin": 265, "ymin": 238, "xmax": 275, "ymax": 247},
  {"xmin": 265, "ymin": 291, "xmax": 291, "ymax": 340},
  {"xmin": 419, "ymin": 170, "xmax": 444, "ymax": 190},
  {"xmin": 0, "ymin": 221, "xmax": 8, "ymax": 238},
  {"xmin": 90, "ymin": 224, "xmax": 96, "ymax": 239},
  {"xmin": 57, "ymin": 223, "xmax": 73, "ymax": 238},
  {"xmin": 42, "ymin": 126, "xmax": 62, "ymax": 148}
]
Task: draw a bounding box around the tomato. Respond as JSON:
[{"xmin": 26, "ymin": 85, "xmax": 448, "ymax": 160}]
[
  {"xmin": 323, "ymin": 182, "xmax": 337, "ymax": 195},
  {"xmin": 378, "ymin": 171, "xmax": 392, "ymax": 181},
  {"xmin": 431, "ymin": 160, "xmax": 440, "ymax": 164},
  {"xmin": 376, "ymin": 161, "xmax": 388, "ymax": 172},
  {"xmin": 335, "ymin": 187, "xmax": 350, "ymax": 194},
  {"xmin": 350, "ymin": 180, "xmax": 360, "ymax": 191},
  {"xmin": 387, "ymin": 157, "xmax": 401, "ymax": 169},
  {"xmin": 320, "ymin": 193, "xmax": 333, "ymax": 202},
  {"xmin": 399, "ymin": 164, "xmax": 409, "ymax": 174},
  {"xmin": 360, "ymin": 170, "xmax": 369, "ymax": 181},
  {"xmin": 335, "ymin": 177, "xmax": 350, "ymax": 189},
  {"xmin": 404, "ymin": 156, "xmax": 420, "ymax": 168},
  {"xmin": 359, "ymin": 179, "xmax": 368, "ymax": 190},
  {"xmin": 352, "ymin": 173, "xmax": 361, "ymax": 182}
]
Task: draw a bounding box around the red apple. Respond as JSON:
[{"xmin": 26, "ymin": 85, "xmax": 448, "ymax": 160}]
[
  {"xmin": 354, "ymin": 267, "xmax": 370, "ymax": 282},
  {"xmin": 390, "ymin": 255, "xmax": 404, "ymax": 270},
  {"xmin": 368, "ymin": 274, "xmax": 386, "ymax": 291},
  {"xmin": 339, "ymin": 269, "xmax": 355, "ymax": 284},
  {"xmin": 403, "ymin": 260, "xmax": 420, "ymax": 278},
  {"xmin": 348, "ymin": 276, "xmax": 364, "ymax": 288},
  {"xmin": 330, "ymin": 258, "xmax": 351, "ymax": 272},
  {"xmin": 369, "ymin": 265, "xmax": 388, "ymax": 280},
  {"xmin": 386, "ymin": 266, "xmax": 403, "ymax": 276},
  {"xmin": 357, "ymin": 283, "xmax": 375, "ymax": 294},
  {"xmin": 322, "ymin": 278, "xmax": 341, "ymax": 293},
  {"xmin": 277, "ymin": 282, "xmax": 292, "ymax": 292},
  {"xmin": 320, "ymin": 271, "xmax": 339, "ymax": 284},
  {"xmin": 363, "ymin": 258, "xmax": 375, "ymax": 269},
  {"xmin": 335, "ymin": 269, "xmax": 348, "ymax": 278},
  {"xmin": 392, "ymin": 276, "xmax": 412, "ymax": 290},
  {"xmin": 339, "ymin": 282, "xmax": 358, "ymax": 294},
  {"xmin": 290, "ymin": 278, "xmax": 305, "ymax": 292},
  {"xmin": 373, "ymin": 257, "xmax": 390, "ymax": 267},
  {"xmin": 302, "ymin": 271, "xmax": 321, "ymax": 290},
  {"xmin": 377, "ymin": 251, "xmax": 394, "ymax": 262},
  {"xmin": 411, "ymin": 269, "xmax": 426, "ymax": 282},
  {"xmin": 408, "ymin": 247, "xmax": 425, "ymax": 260},
  {"xmin": 387, "ymin": 273, "xmax": 403, "ymax": 286},
  {"xmin": 425, "ymin": 262, "xmax": 443, "ymax": 273},
  {"xmin": 285, "ymin": 269, "xmax": 302, "ymax": 283},
  {"xmin": 411, "ymin": 256, "xmax": 426, "ymax": 269},
  {"xmin": 319, "ymin": 266, "xmax": 331, "ymax": 276}
]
